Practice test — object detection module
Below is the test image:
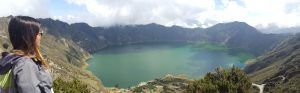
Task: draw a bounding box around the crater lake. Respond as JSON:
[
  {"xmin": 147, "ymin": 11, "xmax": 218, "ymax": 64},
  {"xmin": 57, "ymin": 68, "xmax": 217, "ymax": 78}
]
[{"xmin": 87, "ymin": 42, "xmax": 255, "ymax": 88}]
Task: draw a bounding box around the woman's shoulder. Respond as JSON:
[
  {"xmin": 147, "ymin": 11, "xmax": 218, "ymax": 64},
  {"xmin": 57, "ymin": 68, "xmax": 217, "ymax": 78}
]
[{"xmin": 13, "ymin": 56, "xmax": 39, "ymax": 71}]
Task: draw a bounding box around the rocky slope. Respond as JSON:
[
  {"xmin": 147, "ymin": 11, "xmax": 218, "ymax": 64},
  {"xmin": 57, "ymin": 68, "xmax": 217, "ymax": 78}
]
[{"xmin": 244, "ymin": 33, "xmax": 300, "ymax": 92}]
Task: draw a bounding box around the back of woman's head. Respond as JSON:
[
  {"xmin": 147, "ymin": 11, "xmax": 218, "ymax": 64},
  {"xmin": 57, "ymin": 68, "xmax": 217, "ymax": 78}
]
[
  {"xmin": 8, "ymin": 16, "xmax": 48, "ymax": 68},
  {"xmin": 8, "ymin": 16, "xmax": 41, "ymax": 54}
]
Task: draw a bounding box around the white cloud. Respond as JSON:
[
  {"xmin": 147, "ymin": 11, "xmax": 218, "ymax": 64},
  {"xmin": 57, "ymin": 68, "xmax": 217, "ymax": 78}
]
[
  {"xmin": 240, "ymin": 0, "xmax": 300, "ymax": 28},
  {"xmin": 194, "ymin": 0, "xmax": 300, "ymax": 28},
  {"xmin": 62, "ymin": 0, "xmax": 300, "ymax": 28},
  {"xmin": 0, "ymin": 0, "xmax": 49, "ymax": 18},
  {"xmin": 63, "ymin": 0, "xmax": 214, "ymax": 27},
  {"xmin": 1, "ymin": 0, "xmax": 300, "ymax": 29},
  {"xmin": 196, "ymin": 1, "xmax": 247, "ymax": 26}
]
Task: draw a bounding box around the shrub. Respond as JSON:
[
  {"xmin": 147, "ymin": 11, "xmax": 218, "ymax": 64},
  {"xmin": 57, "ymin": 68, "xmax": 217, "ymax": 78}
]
[
  {"xmin": 186, "ymin": 66, "xmax": 251, "ymax": 93},
  {"xmin": 53, "ymin": 77, "xmax": 90, "ymax": 93}
]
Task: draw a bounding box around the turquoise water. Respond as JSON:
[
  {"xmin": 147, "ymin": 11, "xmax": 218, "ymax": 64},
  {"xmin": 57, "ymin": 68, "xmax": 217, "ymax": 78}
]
[{"xmin": 87, "ymin": 43, "xmax": 254, "ymax": 88}]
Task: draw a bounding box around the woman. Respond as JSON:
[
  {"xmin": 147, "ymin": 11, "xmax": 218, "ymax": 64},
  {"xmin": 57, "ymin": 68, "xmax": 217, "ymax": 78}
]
[{"xmin": 0, "ymin": 16, "xmax": 53, "ymax": 93}]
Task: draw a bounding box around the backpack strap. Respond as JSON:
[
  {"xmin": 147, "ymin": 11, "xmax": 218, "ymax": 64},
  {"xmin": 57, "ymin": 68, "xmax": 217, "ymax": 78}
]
[
  {"xmin": 0, "ymin": 55, "xmax": 23, "ymax": 75},
  {"xmin": 0, "ymin": 55, "xmax": 20, "ymax": 93},
  {"xmin": 0, "ymin": 69, "xmax": 13, "ymax": 90}
]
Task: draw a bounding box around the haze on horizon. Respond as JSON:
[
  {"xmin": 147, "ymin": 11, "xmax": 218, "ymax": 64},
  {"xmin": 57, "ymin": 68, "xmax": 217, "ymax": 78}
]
[{"xmin": 0, "ymin": 0, "xmax": 300, "ymax": 33}]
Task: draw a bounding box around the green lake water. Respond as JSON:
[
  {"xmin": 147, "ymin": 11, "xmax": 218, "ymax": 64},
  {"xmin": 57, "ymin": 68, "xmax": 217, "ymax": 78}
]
[{"xmin": 87, "ymin": 43, "xmax": 254, "ymax": 88}]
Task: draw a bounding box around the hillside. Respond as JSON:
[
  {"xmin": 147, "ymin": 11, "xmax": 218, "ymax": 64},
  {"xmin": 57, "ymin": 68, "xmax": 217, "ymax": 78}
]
[
  {"xmin": 0, "ymin": 16, "xmax": 289, "ymax": 92},
  {"xmin": 244, "ymin": 33, "xmax": 300, "ymax": 92}
]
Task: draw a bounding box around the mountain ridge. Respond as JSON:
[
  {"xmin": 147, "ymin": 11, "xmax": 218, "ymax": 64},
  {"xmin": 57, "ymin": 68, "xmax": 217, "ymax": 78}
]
[{"xmin": 39, "ymin": 18, "xmax": 286, "ymax": 55}]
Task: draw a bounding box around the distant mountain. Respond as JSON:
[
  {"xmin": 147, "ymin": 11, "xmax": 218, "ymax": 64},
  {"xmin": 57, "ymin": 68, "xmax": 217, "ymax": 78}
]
[
  {"xmin": 203, "ymin": 21, "xmax": 286, "ymax": 55},
  {"xmin": 244, "ymin": 33, "xmax": 300, "ymax": 92},
  {"xmin": 39, "ymin": 19, "xmax": 287, "ymax": 56}
]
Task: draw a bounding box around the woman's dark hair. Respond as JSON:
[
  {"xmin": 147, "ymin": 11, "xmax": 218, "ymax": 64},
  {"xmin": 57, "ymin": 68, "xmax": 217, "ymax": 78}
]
[
  {"xmin": 8, "ymin": 16, "xmax": 48, "ymax": 68},
  {"xmin": 9, "ymin": 16, "xmax": 40, "ymax": 52}
]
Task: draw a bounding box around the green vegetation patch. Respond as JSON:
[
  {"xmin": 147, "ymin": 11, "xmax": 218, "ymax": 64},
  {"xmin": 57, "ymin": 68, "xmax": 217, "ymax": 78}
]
[
  {"xmin": 186, "ymin": 66, "xmax": 252, "ymax": 93},
  {"xmin": 53, "ymin": 77, "xmax": 90, "ymax": 93}
]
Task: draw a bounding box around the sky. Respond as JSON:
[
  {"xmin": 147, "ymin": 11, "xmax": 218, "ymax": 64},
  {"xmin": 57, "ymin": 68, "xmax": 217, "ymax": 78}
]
[{"xmin": 0, "ymin": 0, "xmax": 300, "ymax": 29}]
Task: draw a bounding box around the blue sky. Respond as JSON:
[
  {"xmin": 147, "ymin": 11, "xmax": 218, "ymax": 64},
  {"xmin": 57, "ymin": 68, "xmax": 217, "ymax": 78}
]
[
  {"xmin": 214, "ymin": 0, "xmax": 245, "ymax": 10},
  {"xmin": 0, "ymin": 0, "xmax": 300, "ymax": 29},
  {"xmin": 48, "ymin": 0, "xmax": 86, "ymax": 17}
]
